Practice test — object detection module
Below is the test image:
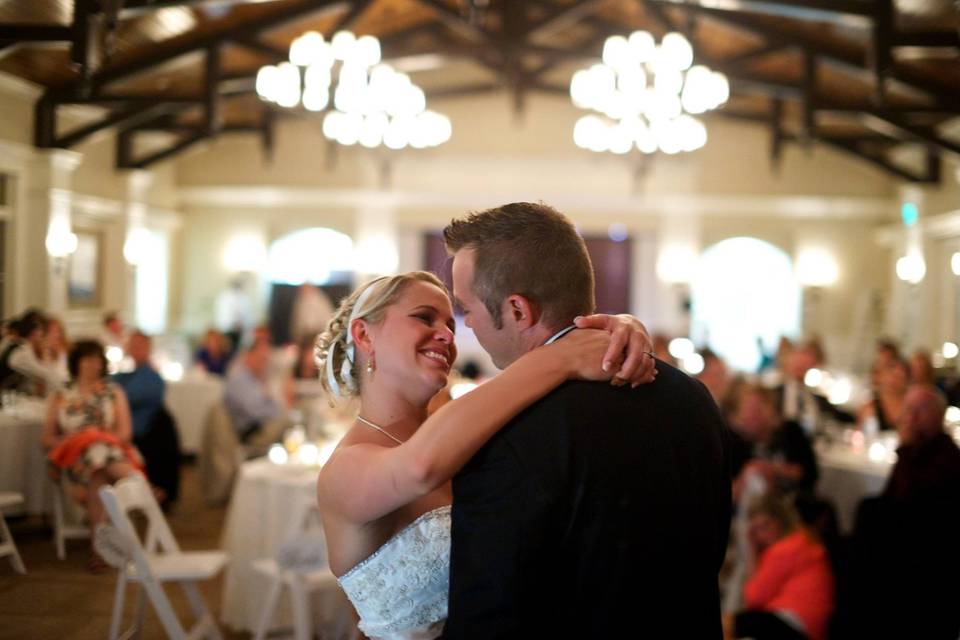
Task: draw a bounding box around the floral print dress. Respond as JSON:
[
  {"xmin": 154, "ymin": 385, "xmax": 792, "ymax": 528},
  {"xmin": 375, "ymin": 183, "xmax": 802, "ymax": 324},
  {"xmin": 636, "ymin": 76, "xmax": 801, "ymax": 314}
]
[{"xmin": 53, "ymin": 381, "xmax": 143, "ymax": 484}]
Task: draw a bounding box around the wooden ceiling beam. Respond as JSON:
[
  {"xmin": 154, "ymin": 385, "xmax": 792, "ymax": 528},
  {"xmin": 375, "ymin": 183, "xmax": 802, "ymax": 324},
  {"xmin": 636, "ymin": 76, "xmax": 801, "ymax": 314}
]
[
  {"xmin": 234, "ymin": 37, "xmax": 287, "ymax": 62},
  {"xmin": 55, "ymin": 102, "xmax": 175, "ymax": 147},
  {"xmin": 119, "ymin": 130, "xmax": 207, "ymax": 169},
  {"xmin": 527, "ymin": 0, "xmax": 609, "ymax": 40},
  {"xmin": 648, "ymin": 0, "xmax": 874, "ymax": 26},
  {"xmin": 646, "ymin": 0, "xmax": 960, "ymax": 108},
  {"xmin": 48, "ymin": 0, "xmax": 348, "ymax": 96},
  {"xmin": 328, "ymin": 0, "xmax": 375, "ymax": 36},
  {"xmin": 411, "ymin": 0, "xmax": 488, "ymax": 43},
  {"xmin": 818, "ymin": 137, "xmax": 939, "ymax": 182},
  {"xmin": 858, "ymin": 109, "xmax": 960, "ymax": 161},
  {"xmin": 0, "ymin": 25, "xmax": 72, "ymax": 43}
]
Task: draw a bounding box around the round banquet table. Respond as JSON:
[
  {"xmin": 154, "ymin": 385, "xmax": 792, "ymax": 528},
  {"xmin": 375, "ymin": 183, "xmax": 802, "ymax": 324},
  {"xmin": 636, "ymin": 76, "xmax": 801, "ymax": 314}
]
[
  {"xmin": 220, "ymin": 457, "xmax": 354, "ymax": 637},
  {"xmin": 816, "ymin": 442, "xmax": 893, "ymax": 534},
  {"xmin": 0, "ymin": 398, "xmax": 51, "ymax": 515},
  {"xmin": 164, "ymin": 375, "xmax": 224, "ymax": 455}
]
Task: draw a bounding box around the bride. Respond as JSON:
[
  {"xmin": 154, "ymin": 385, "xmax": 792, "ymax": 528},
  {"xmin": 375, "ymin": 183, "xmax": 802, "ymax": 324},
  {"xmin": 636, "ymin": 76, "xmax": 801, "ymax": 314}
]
[{"xmin": 316, "ymin": 271, "xmax": 653, "ymax": 639}]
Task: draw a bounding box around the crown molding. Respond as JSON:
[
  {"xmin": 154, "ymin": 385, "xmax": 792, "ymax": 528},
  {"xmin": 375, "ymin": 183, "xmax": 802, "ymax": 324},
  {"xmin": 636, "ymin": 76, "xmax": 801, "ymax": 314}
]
[{"xmin": 177, "ymin": 185, "xmax": 895, "ymax": 221}]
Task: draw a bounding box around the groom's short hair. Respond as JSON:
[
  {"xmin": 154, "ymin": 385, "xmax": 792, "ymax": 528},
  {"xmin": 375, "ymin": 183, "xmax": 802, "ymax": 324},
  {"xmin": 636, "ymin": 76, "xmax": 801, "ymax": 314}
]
[{"xmin": 443, "ymin": 202, "xmax": 595, "ymax": 330}]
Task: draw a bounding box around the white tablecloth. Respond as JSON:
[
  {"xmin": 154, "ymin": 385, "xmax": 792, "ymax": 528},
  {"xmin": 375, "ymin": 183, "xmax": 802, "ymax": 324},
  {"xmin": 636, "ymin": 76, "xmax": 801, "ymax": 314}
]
[
  {"xmin": 165, "ymin": 376, "xmax": 223, "ymax": 454},
  {"xmin": 817, "ymin": 444, "xmax": 893, "ymax": 534},
  {"xmin": 0, "ymin": 400, "xmax": 51, "ymax": 515},
  {"xmin": 220, "ymin": 458, "xmax": 353, "ymax": 637}
]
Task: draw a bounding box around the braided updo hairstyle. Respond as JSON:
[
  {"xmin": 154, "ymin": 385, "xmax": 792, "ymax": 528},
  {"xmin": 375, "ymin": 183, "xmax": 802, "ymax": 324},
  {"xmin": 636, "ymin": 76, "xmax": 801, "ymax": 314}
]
[{"xmin": 315, "ymin": 271, "xmax": 449, "ymax": 399}]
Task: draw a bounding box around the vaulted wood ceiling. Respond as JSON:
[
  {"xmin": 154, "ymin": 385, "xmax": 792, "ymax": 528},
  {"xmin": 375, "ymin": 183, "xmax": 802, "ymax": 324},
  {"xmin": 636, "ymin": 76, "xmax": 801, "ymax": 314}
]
[{"xmin": 0, "ymin": 0, "xmax": 957, "ymax": 180}]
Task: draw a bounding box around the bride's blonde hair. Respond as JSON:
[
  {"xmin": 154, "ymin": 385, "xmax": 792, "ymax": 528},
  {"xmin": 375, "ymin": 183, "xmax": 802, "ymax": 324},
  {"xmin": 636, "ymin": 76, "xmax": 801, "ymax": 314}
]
[{"xmin": 315, "ymin": 271, "xmax": 448, "ymax": 399}]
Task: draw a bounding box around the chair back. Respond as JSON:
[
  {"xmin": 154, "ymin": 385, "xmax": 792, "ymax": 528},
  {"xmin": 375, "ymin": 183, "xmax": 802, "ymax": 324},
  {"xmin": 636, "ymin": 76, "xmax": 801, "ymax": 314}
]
[
  {"xmin": 199, "ymin": 402, "xmax": 241, "ymax": 505},
  {"xmin": 274, "ymin": 494, "xmax": 329, "ymax": 574},
  {"xmin": 99, "ymin": 474, "xmax": 180, "ymax": 556}
]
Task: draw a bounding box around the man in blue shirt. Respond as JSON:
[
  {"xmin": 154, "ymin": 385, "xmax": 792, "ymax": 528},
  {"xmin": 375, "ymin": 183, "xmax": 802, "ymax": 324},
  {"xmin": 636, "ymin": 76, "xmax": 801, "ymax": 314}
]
[
  {"xmin": 114, "ymin": 331, "xmax": 165, "ymax": 439},
  {"xmin": 114, "ymin": 330, "xmax": 180, "ymax": 509},
  {"xmin": 223, "ymin": 338, "xmax": 290, "ymax": 446}
]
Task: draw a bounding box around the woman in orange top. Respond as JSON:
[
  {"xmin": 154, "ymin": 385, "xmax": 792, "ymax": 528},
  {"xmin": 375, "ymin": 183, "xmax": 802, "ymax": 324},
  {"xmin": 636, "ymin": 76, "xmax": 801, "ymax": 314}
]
[
  {"xmin": 730, "ymin": 492, "xmax": 835, "ymax": 640},
  {"xmin": 42, "ymin": 340, "xmax": 143, "ymax": 572}
]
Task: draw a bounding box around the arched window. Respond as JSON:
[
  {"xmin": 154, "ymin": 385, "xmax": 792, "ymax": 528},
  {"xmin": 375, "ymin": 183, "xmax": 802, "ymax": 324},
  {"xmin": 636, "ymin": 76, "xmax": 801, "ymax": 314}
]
[
  {"xmin": 267, "ymin": 227, "xmax": 354, "ymax": 285},
  {"xmin": 691, "ymin": 237, "xmax": 800, "ymax": 372}
]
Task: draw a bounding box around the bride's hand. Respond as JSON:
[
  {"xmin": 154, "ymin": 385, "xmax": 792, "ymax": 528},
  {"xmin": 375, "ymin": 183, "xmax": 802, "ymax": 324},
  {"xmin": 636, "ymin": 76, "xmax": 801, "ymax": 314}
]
[
  {"xmin": 574, "ymin": 314, "xmax": 657, "ymax": 387},
  {"xmin": 550, "ymin": 329, "xmax": 620, "ymax": 382}
]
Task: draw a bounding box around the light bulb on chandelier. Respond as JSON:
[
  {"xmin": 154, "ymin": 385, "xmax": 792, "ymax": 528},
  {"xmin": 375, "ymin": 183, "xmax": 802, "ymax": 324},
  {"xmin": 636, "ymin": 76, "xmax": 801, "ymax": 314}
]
[
  {"xmin": 255, "ymin": 30, "xmax": 451, "ymax": 150},
  {"xmin": 570, "ymin": 31, "xmax": 729, "ymax": 155}
]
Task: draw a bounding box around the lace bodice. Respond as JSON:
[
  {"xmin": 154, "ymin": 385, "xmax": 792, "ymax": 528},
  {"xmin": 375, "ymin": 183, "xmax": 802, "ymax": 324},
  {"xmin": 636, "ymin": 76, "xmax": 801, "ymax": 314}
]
[{"xmin": 338, "ymin": 506, "xmax": 451, "ymax": 640}]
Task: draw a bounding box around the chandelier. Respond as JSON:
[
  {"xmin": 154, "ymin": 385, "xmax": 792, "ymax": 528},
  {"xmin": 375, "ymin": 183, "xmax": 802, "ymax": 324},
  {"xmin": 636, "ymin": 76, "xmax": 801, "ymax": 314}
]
[
  {"xmin": 570, "ymin": 31, "xmax": 729, "ymax": 155},
  {"xmin": 255, "ymin": 30, "xmax": 452, "ymax": 150}
]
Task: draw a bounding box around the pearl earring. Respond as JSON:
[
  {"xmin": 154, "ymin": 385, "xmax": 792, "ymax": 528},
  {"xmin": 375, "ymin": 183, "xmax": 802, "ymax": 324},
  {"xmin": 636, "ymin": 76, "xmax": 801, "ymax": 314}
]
[{"xmin": 366, "ymin": 355, "xmax": 376, "ymax": 375}]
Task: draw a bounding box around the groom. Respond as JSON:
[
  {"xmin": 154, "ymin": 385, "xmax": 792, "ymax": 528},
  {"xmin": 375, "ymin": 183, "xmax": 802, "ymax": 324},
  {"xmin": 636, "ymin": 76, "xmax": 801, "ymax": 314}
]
[{"xmin": 442, "ymin": 202, "xmax": 731, "ymax": 637}]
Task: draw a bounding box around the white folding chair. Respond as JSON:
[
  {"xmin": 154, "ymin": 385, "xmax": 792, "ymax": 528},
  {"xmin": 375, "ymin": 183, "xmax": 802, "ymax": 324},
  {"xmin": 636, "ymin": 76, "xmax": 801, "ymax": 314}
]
[
  {"xmin": 99, "ymin": 475, "xmax": 227, "ymax": 640},
  {"xmin": 51, "ymin": 474, "xmax": 89, "ymax": 560},
  {"xmin": 253, "ymin": 495, "xmax": 337, "ymax": 640},
  {"xmin": 0, "ymin": 492, "xmax": 27, "ymax": 574}
]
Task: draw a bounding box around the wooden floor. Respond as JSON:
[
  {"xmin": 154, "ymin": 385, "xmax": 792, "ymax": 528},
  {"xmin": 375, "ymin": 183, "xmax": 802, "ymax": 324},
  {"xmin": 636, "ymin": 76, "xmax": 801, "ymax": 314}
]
[{"xmin": 0, "ymin": 465, "xmax": 250, "ymax": 640}]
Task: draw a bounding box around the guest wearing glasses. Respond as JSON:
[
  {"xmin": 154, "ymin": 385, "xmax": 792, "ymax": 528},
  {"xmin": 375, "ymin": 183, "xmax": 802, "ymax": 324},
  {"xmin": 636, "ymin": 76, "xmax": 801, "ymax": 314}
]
[
  {"xmin": 42, "ymin": 340, "xmax": 144, "ymax": 572},
  {"xmin": 844, "ymin": 385, "xmax": 960, "ymax": 639}
]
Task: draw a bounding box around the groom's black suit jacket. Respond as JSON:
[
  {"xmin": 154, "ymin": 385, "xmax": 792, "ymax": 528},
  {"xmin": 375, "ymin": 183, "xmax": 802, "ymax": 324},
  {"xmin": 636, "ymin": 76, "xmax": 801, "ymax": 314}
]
[{"xmin": 443, "ymin": 359, "xmax": 731, "ymax": 638}]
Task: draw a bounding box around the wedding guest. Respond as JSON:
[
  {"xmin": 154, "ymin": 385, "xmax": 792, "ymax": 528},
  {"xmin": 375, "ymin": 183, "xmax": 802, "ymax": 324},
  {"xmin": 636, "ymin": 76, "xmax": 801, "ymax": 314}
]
[
  {"xmin": 194, "ymin": 328, "xmax": 231, "ymax": 376},
  {"xmin": 730, "ymin": 383, "xmax": 818, "ymax": 499},
  {"xmin": 0, "ymin": 309, "xmax": 67, "ymax": 396},
  {"xmin": 215, "ymin": 276, "xmax": 255, "ymax": 351},
  {"xmin": 698, "ymin": 348, "xmax": 730, "ymax": 403},
  {"xmin": 223, "ymin": 338, "xmax": 290, "ymax": 447},
  {"xmin": 42, "ymin": 315, "xmax": 70, "ymax": 377},
  {"xmin": 115, "ymin": 331, "xmax": 180, "ymax": 510},
  {"xmin": 114, "ymin": 331, "xmax": 165, "ymax": 440},
  {"xmin": 729, "ymin": 492, "xmax": 834, "ymax": 640},
  {"xmin": 857, "ymin": 357, "xmax": 908, "ymax": 433},
  {"xmin": 845, "ymin": 385, "xmax": 960, "ymax": 639},
  {"xmin": 909, "ymin": 349, "xmax": 935, "ymax": 386},
  {"xmin": 101, "ymin": 311, "xmax": 127, "ymax": 351},
  {"xmin": 870, "ymin": 338, "xmax": 901, "ymax": 390},
  {"xmin": 774, "ymin": 339, "xmax": 852, "ymax": 433},
  {"xmin": 293, "ymin": 337, "xmax": 319, "ymax": 380},
  {"xmin": 289, "ymin": 283, "xmax": 334, "ymax": 347},
  {"xmin": 41, "ymin": 340, "xmax": 143, "ymax": 572}
]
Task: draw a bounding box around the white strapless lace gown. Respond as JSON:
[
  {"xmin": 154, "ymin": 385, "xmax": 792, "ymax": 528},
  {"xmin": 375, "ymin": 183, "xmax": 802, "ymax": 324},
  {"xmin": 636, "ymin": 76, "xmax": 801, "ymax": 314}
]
[{"xmin": 337, "ymin": 506, "xmax": 451, "ymax": 640}]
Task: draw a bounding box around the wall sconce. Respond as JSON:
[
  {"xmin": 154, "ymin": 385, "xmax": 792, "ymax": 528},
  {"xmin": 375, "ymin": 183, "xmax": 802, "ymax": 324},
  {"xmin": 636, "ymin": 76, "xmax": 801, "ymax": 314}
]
[
  {"xmin": 951, "ymin": 252, "xmax": 960, "ymax": 276},
  {"xmin": 795, "ymin": 249, "xmax": 838, "ymax": 287},
  {"xmin": 656, "ymin": 246, "xmax": 698, "ymax": 284},
  {"xmin": 223, "ymin": 235, "xmax": 268, "ymax": 272},
  {"xmin": 896, "ymin": 252, "xmax": 926, "ymax": 284},
  {"xmin": 123, "ymin": 227, "xmax": 151, "ymax": 266},
  {"xmin": 45, "ymin": 226, "xmax": 78, "ymax": 275}
]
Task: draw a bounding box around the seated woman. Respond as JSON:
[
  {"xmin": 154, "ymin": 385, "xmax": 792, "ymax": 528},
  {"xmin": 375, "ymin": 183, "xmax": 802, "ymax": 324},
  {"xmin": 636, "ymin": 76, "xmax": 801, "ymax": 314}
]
[
  {"xmin": 194, "ymin": 328, "xmax": 231, "ymax": 376},
  {"xmin": 41, "ymin": 340, "xmax": 144, "ymax": 572},
  {"xmin": 728, "ymin": 492, "xmax": 835, "ymax": 640},
  {"xmin": 0, "ymin": 309, "xmax": 67, "ymax": 396},
  {"xmin": 858, "ymin": 357, "xmax": 909, "ymax": 434}
]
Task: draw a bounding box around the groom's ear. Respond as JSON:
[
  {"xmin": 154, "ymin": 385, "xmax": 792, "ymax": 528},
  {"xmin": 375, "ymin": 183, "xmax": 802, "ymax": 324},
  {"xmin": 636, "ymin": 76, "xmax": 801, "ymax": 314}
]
[{"xmin": 503, "ymin": 294, "xmax": 539, "ymax": 330}]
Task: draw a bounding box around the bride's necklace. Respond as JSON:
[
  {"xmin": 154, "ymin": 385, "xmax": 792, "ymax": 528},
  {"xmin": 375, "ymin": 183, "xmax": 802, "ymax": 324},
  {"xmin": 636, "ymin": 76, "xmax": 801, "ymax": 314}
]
[{"xmin": 356, "ymin": 415, "xmax": 405, "ymax": 445}]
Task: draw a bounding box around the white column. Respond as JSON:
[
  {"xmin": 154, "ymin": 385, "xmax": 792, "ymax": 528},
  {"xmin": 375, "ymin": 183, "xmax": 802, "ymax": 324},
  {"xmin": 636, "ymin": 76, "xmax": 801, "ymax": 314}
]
[
  {"xmin": 353, "ymin": 194, "xmax": 400, "ymax": 280},
  {"xmin": 123, "ymin": 170, "xmax": 153, "ymax": 326},
  {"xmin": 654, "ymin": 212, "xmax": 700, "ymax": 337},
  {"xmin": 18, "ymin": 149, "xmax": 82, "ymax": 314}
]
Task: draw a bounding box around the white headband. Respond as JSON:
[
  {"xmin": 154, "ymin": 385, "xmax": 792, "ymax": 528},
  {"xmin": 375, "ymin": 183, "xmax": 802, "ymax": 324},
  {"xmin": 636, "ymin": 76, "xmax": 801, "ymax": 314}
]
[{"xmin": 325, "ymin": 279, "xmax": 383, "ymax": 399}]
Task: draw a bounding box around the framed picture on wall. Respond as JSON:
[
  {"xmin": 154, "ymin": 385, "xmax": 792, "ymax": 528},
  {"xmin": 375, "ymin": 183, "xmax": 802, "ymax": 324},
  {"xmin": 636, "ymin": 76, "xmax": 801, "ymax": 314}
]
[{"xmin": 67, "ymin": 229, "xmax": 103, "ymax": 308}]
